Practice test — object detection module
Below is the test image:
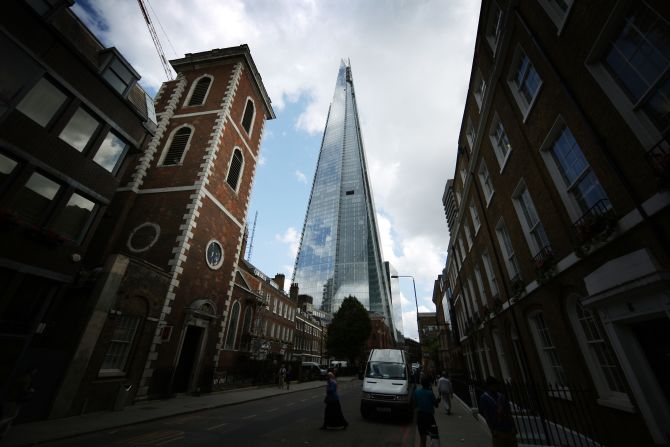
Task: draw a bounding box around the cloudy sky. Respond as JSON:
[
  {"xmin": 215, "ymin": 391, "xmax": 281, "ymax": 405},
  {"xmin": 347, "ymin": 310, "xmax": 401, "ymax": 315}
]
[{"xmin": 75, "ymin": 0, "xmax": 482, "ymax": 340}]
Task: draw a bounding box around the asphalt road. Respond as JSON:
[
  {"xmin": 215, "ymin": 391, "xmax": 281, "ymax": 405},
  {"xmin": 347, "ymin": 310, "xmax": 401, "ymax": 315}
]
[{"xmin": 43, "ymin": 381, "xmax": 416, "ymax": 447}]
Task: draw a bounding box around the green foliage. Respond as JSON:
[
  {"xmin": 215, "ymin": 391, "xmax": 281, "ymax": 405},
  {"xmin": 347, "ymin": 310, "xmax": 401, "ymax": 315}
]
[{"xmin": 326, "ymin": 296, "xmax": 372, "ymax": 365}]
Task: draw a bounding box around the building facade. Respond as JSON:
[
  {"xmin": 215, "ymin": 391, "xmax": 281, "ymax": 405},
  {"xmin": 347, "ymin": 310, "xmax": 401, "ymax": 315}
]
[
  {"xmin": 0, "ymin": 0, "xmax": 155, "ymax": 422},
  {"xmin": 442, "ymin": 0, "xmax": 669, "ymax": 444},
  {"xmin": 291, "ymin": 61, "xmax": 395, "ymax": 337},
  {"xmin": 47, "ymin": 45, "xmax": 275, "ymax": 416}
]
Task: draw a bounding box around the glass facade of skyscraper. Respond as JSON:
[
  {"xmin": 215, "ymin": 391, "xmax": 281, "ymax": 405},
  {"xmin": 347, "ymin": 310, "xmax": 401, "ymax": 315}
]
[{"xmin": 293, "ymin": 61, "xmax": 394, "ymax": 334}]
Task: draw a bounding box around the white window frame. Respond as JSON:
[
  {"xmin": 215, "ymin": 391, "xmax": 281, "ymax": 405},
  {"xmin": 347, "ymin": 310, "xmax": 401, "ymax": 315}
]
[
  {"xmin": 489, "ymin": 112, "xmax": 513, "ymax": 171},
  {"xmin": 466, "ymin": 117, "xmax": 476, "ymax": 151},
  {"xmin": 473, "ymin": 70, "xmax": 487, "ymax": 111},
  {"xmin": 485, "ymin": 1, "xmax": 503, "ymax": 54},
  {"xmin": 158, "ymin": 124, "xmax": 194, "ymax": 166},
  {"xmin": 183, "ymin": 74, "xmax": 213, "ymax": 107},
  {"xmin": 495, "ymin": 219, "xmax": 521, "ymax": 279},
  {"xmin": 482, "ymin": 251, "xmax": 499, "ymax": 298},
  {"xmin": 464, "ymin": 222, "xmax": 473, "ymax": 250},
  {"xmin": 225, "ymin": 301, "xmax": 241, "ymax": 349},
  {"xmin": 99, "ymin": 314, "xmax": 141, "ymax": 376},
  {"xmin": 537, "ymin": 0, "xmax": 574, "ymax": 33},
  {"xmin": 492, "ymin": 328, "xmax": 512, "ymax": 381},
  {"xmin": 586, "ymin": 1, "xmax": 669, "ymax": 150},
  {"xmin": 470, "ymin": 204, "xmax": 481, "ymax": 234},
  {"xmin": 511, "ymin": 179, "xmax": 550, "ymax": 256},
  {"xmin": 225, "ymin": 147, "xmax": 245, "ymax": 193},
  {"xmin": 240, "ymin": 96, "xmax": 257, "ymax": 137},
  {"xmin": 467, "ymin": 277, "xmax": 479, "ymax": 313},
  {"xmin": 474, "ymin": 264, "xmax": 487, "ymax": 307},
  {"xmin": 478, "ymin": 160, "xmax": 495, "ymax": 206},
  {"xmin": 528, "ymin": 310, "xmax": 569, "ymax": 390},
  {"xmin": 538, "ymin": 117, "xmax": 609, "ymax": 221},
  {"xmin": 566, "ymin": 295, "xmax": 633, "ymax": 412},
  {"xmin": 507, "ymin": 45, "xmax": 543, "ymax": 122},
  {"xmin": 459, "ymin": 237, "xmax": 467, "ymax": 263}
]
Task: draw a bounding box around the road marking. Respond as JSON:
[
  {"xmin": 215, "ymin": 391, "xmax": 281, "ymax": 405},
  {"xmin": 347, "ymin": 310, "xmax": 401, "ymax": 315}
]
[
  {"xmin": 206, "ymin": 422, "xmax": 228, "ymax": 431},
  {"xmin": 300, "ymin": 399, "xmax": 308, "ymax": 402},
  {"xmin": 286, "ymin": 402, "xmax": 295, "ymax": 407},
  {"xmin": 241, "ymin": 414, "xmax": 257, "ymax": 420},
  {"xmin": 124, "ymin": 430, "xmax": 184, "ymax": 445},
  {"xmin": 155, "ymin": 435, "xmax": 184, "ymax": 446},
  {"xmin": 267, "ymin": 408, "xmax": 278, "ymax": 412},
  {"xmin": 171, "ymin": 414, "xmax": 200, "ymax": 424}
]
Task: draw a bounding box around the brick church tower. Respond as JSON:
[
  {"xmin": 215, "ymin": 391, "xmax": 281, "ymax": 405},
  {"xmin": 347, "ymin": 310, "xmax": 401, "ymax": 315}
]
[
  {"xmin": 130, "ymin": 46, "xmax": 275, "ymax": 397},
  {"xmin": 51, "ymin": 45, "xmax": 274, "ymax": 414}
]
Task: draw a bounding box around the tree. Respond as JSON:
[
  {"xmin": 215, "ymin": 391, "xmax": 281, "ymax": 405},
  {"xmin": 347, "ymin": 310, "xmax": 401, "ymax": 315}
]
[{"xmin": 326, "ymin": 296, "xmax": 372, "ymax": 366}]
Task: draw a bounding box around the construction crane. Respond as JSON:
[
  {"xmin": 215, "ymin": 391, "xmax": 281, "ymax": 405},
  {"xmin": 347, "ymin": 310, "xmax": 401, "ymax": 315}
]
[
  {"xmin": 136, "ymin": 0, "xmax": 173, "ymax": 80},
  {"xmin": 247, "ymin": 211, "xmax": 258, "ymax": 261}
]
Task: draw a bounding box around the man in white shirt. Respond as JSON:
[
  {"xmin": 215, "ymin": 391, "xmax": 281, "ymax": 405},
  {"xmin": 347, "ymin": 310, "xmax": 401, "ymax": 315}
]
[{"xmin": 437, "ymin": 371, "xmax": 453, "ymax": 414}]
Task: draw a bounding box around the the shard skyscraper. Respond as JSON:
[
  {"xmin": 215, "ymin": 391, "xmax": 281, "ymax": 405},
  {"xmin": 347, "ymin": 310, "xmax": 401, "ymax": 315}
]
[{"xmin": 293, "ymin": 61, "xmax": 394, "ymax": 334}]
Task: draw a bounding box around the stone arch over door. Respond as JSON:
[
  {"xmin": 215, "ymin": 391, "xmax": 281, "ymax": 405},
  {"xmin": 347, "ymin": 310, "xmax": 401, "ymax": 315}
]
[{"xmin": 172, "ymin": 299, "xmax": 218, "ymax": 393}]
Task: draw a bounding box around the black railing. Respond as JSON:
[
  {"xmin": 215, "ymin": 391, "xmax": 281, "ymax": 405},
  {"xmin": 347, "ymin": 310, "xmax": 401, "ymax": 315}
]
[
  {"xmin": 572, "ymin": 199, "xmax": 615, "ymax": 245},
  {"xmin": 452, "ymin": 378, "xmax": 610, "ymax": 446},
  {"xmin": 533, "ymin": 245, "xmax": 556, "ymax": 283}
]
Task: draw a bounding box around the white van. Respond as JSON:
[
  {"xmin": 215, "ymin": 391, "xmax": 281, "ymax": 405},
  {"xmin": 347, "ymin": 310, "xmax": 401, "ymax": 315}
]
[{"xmin": 360, "ymin": 349, "xmax": 414, "ymax": 420}]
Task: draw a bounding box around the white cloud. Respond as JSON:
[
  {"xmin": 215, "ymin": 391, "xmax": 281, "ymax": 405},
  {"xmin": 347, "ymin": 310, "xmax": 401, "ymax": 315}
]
[
  {"xmin": 75, "ymin": 0, "xmax": 481, "ymax": 321},
  {"xmin": 295, "ymin": 170, "xmax": 307, "ymax": 184},
  {"xmin": 275, "ymin": 227, "xmax": 300, "ymax": 258}
]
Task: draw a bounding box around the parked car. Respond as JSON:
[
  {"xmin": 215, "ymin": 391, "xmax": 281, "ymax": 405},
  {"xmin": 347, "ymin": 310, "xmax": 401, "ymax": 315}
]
[{"xmin": 301, "ymin": 362, "xmax": 327, "ymax": 381}]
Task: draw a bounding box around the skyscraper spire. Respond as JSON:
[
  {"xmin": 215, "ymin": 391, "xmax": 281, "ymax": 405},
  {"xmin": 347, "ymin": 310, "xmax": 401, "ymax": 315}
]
[{"xmin": 293, "ymin": 61, "xmax": 394, "ymax": 335}]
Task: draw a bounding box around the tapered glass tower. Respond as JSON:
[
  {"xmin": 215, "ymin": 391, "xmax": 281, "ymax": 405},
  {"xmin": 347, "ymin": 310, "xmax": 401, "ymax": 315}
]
[{"xmin": 293, "ymin": 61, "xmax": 393, "ymax": 332}]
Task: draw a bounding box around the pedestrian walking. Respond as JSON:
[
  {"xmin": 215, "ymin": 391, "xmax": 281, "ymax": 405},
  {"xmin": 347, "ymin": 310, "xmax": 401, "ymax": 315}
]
[
  {"xmin": 414, "ymin": 376, "xmax": 440, "ymax": 447},
  {"xmin": 437, "ymin": 371, "xmax": 453, "ymax": 415},
  {"xmin": 286, "ymin": 366, "xmax": 292, "ymax": 390},
  {"xmin": 320, "ymin": 372, "xmax": 348, "ymax": 430},
  {"xmin": 478, "ymin": 376, "xmax": 518, "ymax": 447},
  {"xmin": 278, "ymin": 364, "xmax": 286, "ymax": 389}
]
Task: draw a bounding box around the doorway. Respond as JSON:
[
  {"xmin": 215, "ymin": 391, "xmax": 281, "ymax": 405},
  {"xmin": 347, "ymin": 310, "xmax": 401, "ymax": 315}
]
[
  {"xmin": 173, "ymin": 326, "xmax": 203, "ymax": 393},
  {"xmin": 631, "ymin": 318, "xmax": 670, "ymax": 404}
]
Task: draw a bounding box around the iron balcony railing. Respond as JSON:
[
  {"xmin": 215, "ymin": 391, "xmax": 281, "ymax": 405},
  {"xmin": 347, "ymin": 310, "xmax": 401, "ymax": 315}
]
[{"xmin": 572, "ymin": 199, "xmax": 615, "ymax": 245}]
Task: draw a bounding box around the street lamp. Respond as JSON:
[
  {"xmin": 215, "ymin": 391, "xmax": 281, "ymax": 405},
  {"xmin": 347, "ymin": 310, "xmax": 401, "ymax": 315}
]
[{"xmin": 391, "ymin": 274, "xmax": 419, "ymax": 338}]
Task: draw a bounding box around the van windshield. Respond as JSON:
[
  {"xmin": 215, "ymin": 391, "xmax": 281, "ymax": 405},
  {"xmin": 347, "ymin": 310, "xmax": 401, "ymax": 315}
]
[{"xmin": 365, "ymin": 361, "xmax": 406, "ymax": 380}]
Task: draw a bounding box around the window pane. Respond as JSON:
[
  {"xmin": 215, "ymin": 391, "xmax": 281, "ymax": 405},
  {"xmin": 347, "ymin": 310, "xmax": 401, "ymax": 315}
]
[
  {"xmin": 93, "ymin": 132, "xmax": 127, "ymax": 172},
  {"xmin": 100, "ymin": 315, "xmax": 140, "ymax": 371},
  {"xmin": 51, "ymin": 192, "xmax": 95, "ymax": 240},
  {"xmin": 16, "ymin": 78, "xmax": 67, "ymax": 127},
  {"xmin": 0, "ymin": 153, "xmax": 18, "ymax": 184},
  {"xmin": 15, "ymin": 172, "xmax": 60, "ymax": 224},
  {"xmin": 573, "ymin": 171, "xmax": 609, "ymax": 211},
  {"xmin": 241, "ymin": 99, "xmax": 254, "ymax": 133},
  {"xmin": 59, "ymin": 108, "xmax": 99, "ymax": 152},
  {"xmin": 102, "ymin": 70, "xmax": 127, "ymax": 95},
  {"xmin": 551, "ymin": 127, "xmax": 588, "ymax": 185}
]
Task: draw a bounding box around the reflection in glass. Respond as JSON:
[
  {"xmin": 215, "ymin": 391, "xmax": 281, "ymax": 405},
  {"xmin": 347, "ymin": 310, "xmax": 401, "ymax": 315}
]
[
  {"xmin": 292, "ymin": 62, "xmax": 394, "ymax": 336},
  {"xmin": 16, "ymin": 78, "xmax": 67, "ymax": 127},
  {"xmin": 93, "ymin": 132, "xmax": 126, "ymax": 172},
  {"xmin": 59, "ymin": 108, "xmax": 99, "ymax": 152},
  {"xmin": 51, "ymin": 192, "xmax": 95, "ymax": 240},
  {"xmin": 15, "ymin": 172, "xmax": 60, "ymax": 224}
]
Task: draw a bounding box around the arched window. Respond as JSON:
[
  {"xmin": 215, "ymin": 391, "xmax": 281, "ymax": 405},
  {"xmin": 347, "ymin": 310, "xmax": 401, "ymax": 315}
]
[
  {"xmin": 187, "ymin": 77, "xmax": 212, "ymax": 106},
  {"xmin": 226, "ymin": 148, "xmax": 243, "ymax": 190},
  {"xmin": 224, "ymin": 301, "xmax": 241, "ymax": 349},
  {"xmin": 161, "ymin": 126, "xmax": 191, "ymax": 166},
  {"xmin": 567, "ymin": 295, "xmax": 631, "ymax": 407},
  {"xmin": 241, "ymin": 98, "xmax": 255, "ymax": 134}
]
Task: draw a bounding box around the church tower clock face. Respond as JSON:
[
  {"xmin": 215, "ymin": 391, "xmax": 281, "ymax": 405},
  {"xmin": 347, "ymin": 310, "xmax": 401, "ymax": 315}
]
[{"xmin": 206, "ymin": 240, "xmax": 224, "ymax": 269}]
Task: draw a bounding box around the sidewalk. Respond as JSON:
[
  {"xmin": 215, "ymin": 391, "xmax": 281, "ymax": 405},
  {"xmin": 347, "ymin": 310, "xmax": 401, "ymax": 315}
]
[
  {"xmin": 414, "ymin": 388, "xmax": 491, "ymax": 447},
  {"xmin": 2, "ymin": 377, "xmax": 355, "ymax": 447}
]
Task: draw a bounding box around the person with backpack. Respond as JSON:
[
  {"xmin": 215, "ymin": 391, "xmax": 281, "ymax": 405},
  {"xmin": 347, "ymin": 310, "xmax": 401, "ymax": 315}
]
[
  {"xmin": 478, "ymin": 376, "xmax": 518, "ymax": 447},
  {"xmin": 414, "ymin": 377, "xmax": 440, "ymax": 447}
]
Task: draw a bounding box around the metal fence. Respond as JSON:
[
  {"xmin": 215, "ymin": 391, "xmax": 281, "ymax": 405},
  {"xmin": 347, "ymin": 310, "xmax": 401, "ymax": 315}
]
[{"xmin": 452, "ymin": 378, "xmax": 610, "ymax": 446}]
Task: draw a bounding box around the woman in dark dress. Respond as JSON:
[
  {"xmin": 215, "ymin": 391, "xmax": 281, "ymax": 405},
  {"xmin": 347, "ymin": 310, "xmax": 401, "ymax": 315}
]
[{"xmin": 320, "ymin": 372, "xmax": 348, "ymax": 429}]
